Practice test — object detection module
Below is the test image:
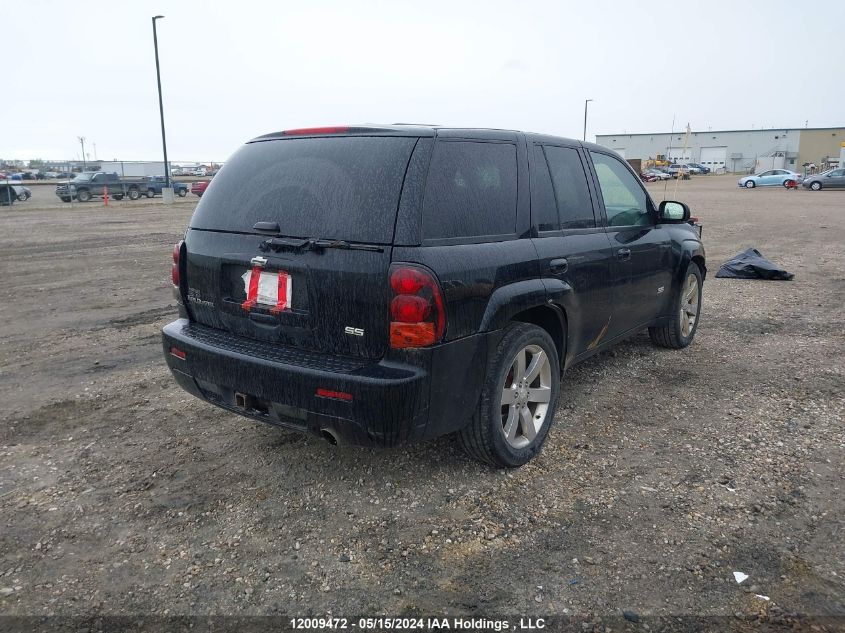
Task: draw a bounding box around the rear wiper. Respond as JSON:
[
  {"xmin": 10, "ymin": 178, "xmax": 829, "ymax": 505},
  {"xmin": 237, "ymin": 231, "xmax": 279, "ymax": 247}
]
[
  {"xmin": 260, "ymin": 237, "xmax": 383, "ymax": 253},
  {"xmin": 259, "ymin": 236, "xmax": 311, "ymax": 251},
  {"xmin": 311, "ymin": 238, "xmax": 384, "ymax": 252}
]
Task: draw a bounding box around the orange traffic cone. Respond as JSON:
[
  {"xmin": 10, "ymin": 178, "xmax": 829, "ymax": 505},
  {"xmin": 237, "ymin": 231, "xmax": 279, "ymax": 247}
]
[{"xmin": 103, "ymin": 185, "xmax": 109, "ymax": 206}]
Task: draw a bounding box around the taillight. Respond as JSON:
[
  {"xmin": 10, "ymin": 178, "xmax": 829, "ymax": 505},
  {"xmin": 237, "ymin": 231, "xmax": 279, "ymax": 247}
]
[
  {"xmin": 389, "ymin": 264, "xmax": 445, "ymax": 349},
  {"xmin": 171, "ymin": 240, "xmax": 183, "ymax": 287}
]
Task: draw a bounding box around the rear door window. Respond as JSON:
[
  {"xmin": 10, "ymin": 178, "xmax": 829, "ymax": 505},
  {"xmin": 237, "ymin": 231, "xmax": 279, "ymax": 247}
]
[
  {"xmin": 531, "ymin": 145, "xmax": 559, "ymax": 232},
  {"xmin": 189, "ymin": 136, "xmax": 417, "ymax": 244},
  {"xmin": 422, "ymin": 141, "xmax": 517, "ymax": 239},
  {"xmin": 543, "ymin": 146, "xmax": 596, "ymax": 229}
]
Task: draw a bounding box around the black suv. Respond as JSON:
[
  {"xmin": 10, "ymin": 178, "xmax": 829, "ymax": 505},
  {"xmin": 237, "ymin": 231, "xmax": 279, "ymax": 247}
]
[{"xmin": 162, "ymin": 125, "xmax": 705, "ymax": 467}]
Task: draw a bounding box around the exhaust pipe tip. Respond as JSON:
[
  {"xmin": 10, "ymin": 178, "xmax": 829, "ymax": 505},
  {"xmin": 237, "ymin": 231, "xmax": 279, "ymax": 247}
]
[{"xmin": 320, "ymin": 428, "xmax": 340, "ymax": 446}]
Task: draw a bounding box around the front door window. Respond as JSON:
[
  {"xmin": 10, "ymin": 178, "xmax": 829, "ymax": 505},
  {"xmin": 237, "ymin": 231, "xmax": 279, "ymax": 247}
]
[{"xmin": 589, "ymin": 152, "xmax": 652, "ymax": 227}]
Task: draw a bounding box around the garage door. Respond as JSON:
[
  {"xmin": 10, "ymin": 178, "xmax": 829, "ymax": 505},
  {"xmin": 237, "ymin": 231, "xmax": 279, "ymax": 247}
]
[
  {"xmin": 700, "ymin": 146, "xmax": 727, "ymax": 171},
  {"xmin": 667, "ymin": 147, "xmax": 691, "ymax": 163}
]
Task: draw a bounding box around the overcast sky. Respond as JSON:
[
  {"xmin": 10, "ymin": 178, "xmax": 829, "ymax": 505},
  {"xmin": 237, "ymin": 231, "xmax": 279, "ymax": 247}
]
[{"xmin": 4, "ymin": 0, "xmax": 843, "ymax": 162}]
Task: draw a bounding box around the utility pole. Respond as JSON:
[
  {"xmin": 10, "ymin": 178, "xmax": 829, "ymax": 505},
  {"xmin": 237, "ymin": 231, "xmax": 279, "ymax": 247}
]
[
  {"xmin": 152, "ymin": 15, "xmax": 171, "ymax": 195},
  {"xmin": 78, "ymin": 136, "xmax": 86, "ymax": 170},
  {"xmin": 583, "ymin": 99, "xmax": 593, "ymax": 142}
]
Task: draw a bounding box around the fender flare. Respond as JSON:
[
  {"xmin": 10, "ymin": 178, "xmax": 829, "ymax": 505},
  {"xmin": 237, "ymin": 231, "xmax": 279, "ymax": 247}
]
[
  {"xmin": 478, "ymin": 278, "xmax": 570, "ymax": 364},
  {"xmin": 478, "ymin": 279, "xmax": 552, "ymax": 333},
  {"xmin": 671, "ymin": 240, "xmax": 707, "ymax": 300},
  {"xmin": 679, "ymin": 239, "xmax": 706, "ymax": 278}
]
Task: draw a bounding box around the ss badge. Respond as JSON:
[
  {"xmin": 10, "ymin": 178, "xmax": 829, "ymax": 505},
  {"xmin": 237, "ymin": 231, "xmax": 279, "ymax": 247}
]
[{"xmin": 344, "ymin": 326, "xmax": 364, "ymax": 337}]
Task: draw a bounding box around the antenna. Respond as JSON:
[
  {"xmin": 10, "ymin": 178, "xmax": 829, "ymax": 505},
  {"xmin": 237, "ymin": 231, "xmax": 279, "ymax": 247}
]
[{"xmin": 663, "ymin": 115, "xmax": 675, "ymax": 201}]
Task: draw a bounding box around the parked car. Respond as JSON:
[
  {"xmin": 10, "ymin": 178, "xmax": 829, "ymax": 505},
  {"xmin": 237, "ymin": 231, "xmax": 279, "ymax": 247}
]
[
  {"xmin": 642, "ymin": 169, "xmax": 672, "ymax": 182},
  {"xmin": 55, "ymin": 172, "xmax": 149, "ymax": 202},
  {"xmin": 738, "ymin": 169, "xmax": 802, "ymax": 188},
  {"xmin": 686, "ymin": 163, "xmax": 710, "ymax": 174},
  {"xmin": 802, "ymin": 168, "xmax": 845, "ymax": 191},
  {"xmin": 145, "ymin": 176, "xmax": 189, "ymax": 198},
  {"xmin": 190, "ymin": 180, "xmax": 210, "ymax": 197},
  {"xmin": 162, "ymin": 125, "xmax": 706, "ymax": 467},
  {"xmin": 667, "ymin": 164, "xmax": 692, "ymax": 178},
  {"xmin": 0, "ymin": 184, "xmax": 17, "ymax": 205},
  {"xmin": 194, "ymin": 167, "xmax": 208, "ymax": 177},
  {"xmin": 1, "ymin": 185, "xmax": 30, "ymax": 204},
  {"xmin": 642, "ymin": 168, "xmax": 671, "ymax": 181}
]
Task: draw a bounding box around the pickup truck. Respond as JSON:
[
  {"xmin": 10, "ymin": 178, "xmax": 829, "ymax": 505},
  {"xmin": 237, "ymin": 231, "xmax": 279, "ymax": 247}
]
[
  {"xmin": 55, "ymin": 172, "xmax": 149, "ymax": 202},
  {"xmin": 144, "ymin": 176, "xmax": 189, "ymax": 198}
]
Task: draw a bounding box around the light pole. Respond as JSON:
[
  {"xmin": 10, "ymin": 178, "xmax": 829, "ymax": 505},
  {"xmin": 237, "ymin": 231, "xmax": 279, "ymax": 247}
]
[
  {"xmin": 78, "ymin": 136, "xmax": 86, "ymax": 170},
  {"xmin": 152, "ymin": 15, "xmax": 171, "ymax": 191},
  {"xmin": 583, "ymin": 99, "xmax": 593, "ymax": 142}
]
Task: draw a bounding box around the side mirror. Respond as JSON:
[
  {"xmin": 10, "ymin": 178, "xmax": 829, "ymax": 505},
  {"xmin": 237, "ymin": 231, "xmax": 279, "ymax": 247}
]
[{"xmin": 658, "ymin": 200, "xmax": 690, "ymax": 222}]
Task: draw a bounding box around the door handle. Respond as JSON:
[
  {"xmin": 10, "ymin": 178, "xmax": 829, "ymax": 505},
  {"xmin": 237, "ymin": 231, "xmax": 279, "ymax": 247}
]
[
  {"xmin": 549, "ymin": 258, "xmax": 568, "ymax": 273},
  {"xmin": 617, "ymin": 248, "xmax": 631, "ymax": 261}
]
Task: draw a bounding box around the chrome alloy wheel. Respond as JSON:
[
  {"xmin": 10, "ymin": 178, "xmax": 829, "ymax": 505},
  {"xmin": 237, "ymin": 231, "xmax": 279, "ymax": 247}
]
[
  {"xmin": 680, "ymin": 273, "xmax": 700, "ymax": 337},
  {"xmin": 500, "ymin": 344, "xmax": 553, "ymax": 449}
]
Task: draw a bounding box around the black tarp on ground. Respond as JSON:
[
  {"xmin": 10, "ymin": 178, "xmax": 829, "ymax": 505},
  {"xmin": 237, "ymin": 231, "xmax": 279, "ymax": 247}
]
[{"xmin": 715, "ymin": 248, "xmax": 794, "ymax": 280}]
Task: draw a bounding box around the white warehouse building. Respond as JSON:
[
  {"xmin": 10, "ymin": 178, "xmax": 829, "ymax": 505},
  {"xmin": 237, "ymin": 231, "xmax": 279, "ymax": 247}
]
[{"xmin": 595, "ymin": 126, "xmax": 845, "ymax": 174}]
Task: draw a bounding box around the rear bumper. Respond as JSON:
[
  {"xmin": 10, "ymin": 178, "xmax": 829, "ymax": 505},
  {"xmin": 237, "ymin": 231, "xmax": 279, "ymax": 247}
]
[{"xmin": 162, "ymin": 319, "xmax": 490, "ymax": 447}]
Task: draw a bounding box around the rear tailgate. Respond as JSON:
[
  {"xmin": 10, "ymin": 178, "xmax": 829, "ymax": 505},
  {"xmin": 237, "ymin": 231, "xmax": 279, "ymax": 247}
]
[{"xmin": 183, "ymin": 134, "xmax": 419, "ymax": 361}]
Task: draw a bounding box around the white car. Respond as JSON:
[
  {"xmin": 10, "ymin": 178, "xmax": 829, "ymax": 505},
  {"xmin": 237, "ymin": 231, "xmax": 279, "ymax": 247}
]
[
  {"xmin": 643, "ymin": 169, "xmax": 671, "ymax": 181},
  {"xmin": 194, "ymin": 167, "xmax": 208, "ymax": 177}
]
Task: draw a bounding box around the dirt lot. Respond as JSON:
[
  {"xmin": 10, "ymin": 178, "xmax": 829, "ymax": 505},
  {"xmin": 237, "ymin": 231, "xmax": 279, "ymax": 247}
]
[{"xmin": 1, "ymin": 176, "xmax": 843, "ymax": 627}]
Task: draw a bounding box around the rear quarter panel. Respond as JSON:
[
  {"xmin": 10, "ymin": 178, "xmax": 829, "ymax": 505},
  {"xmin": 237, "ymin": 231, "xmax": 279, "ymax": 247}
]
[{"xmin": 391, "ymin": 241, "xmax": 541, "ymax": 341}]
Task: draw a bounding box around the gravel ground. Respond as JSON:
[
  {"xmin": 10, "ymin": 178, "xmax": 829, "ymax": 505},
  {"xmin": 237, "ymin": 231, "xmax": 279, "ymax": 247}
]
[{"xmin": 0, "ymin": 176, "xmax": 843, "ymax": 628}]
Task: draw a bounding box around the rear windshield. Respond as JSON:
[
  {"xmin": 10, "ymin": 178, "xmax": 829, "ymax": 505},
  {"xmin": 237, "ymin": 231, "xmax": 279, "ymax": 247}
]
[{"xmin": 189, "ymin": 136, "xmax": 417, "ymax": 243}]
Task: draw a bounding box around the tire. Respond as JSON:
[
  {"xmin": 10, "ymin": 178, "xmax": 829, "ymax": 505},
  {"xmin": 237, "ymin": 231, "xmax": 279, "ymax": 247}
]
[
  {"xmin": 127, "ymin": 187, "xmax": 140, "ymax": 201},
  {"xmin": 17, "ymin": 192, "xmax": 29, "ymax": 201},
  {"xmin": 459, "ymin": 323, "xmax": 561, "ymax": 467},
  {"xmin": 146, "ymin": 189, "xmax": 155, "ymax": 198},
  {"xmin": 649, "ymin": 262, "xmax": 703, "ymax": 349},
  {"xmin": 76, "ymin": 188, "xmax": 92, "ymax": 202},
  {"xmin": 177, "ymin": 189, "xmax": 187, "ymax": 197},
  {"xmin": 810, "ymin": 181, "xmax": 822, "ymax": 191},
  {"xmin": 744, "ymin": 180, "xmax": 755, "ymax": 188}
]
